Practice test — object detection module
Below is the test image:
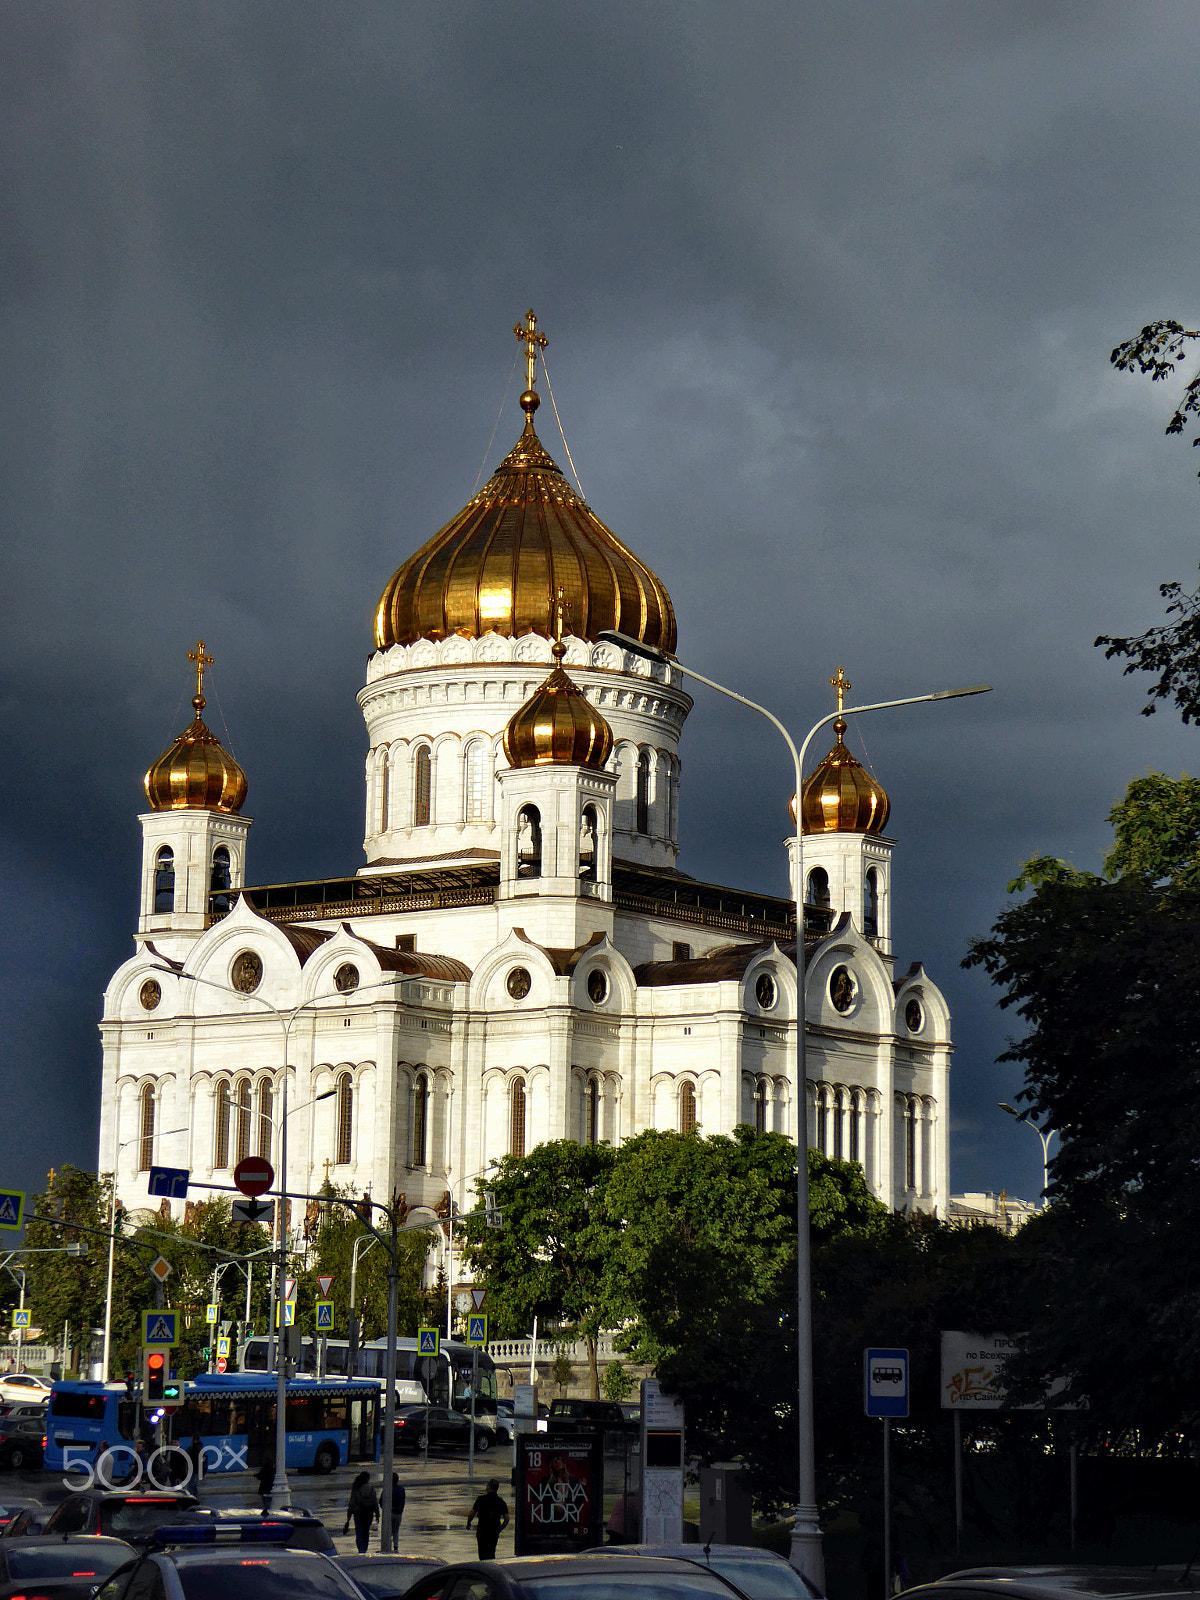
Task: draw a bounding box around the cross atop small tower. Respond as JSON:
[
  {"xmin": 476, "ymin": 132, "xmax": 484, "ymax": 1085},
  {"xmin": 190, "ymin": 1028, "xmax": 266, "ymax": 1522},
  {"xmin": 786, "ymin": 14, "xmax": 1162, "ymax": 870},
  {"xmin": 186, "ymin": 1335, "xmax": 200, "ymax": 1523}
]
[
  {"xmin": 188, "ymin": 640, "xmax": 214, "ymax": 707},
  {"xmin": 830, "ymin": 666, "xmax": 851, "ymax": 713},
  {"xmin": 513, "ymin": 308, "xmax": 548, "ymax": 393}
]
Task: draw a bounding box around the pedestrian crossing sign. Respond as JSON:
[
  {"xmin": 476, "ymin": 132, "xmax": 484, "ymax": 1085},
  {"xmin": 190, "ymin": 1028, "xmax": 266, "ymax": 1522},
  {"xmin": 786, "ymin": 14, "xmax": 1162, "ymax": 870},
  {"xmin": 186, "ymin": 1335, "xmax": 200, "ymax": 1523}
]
[
  {"xmin": 205, "ymin": 1303, "xmax": 218, "ymax": 1324},
  {"xmin": 217, "ymin": 1337, "xmax": 230, "ymax": 1358},
  {"xmin": 315, "ymin": 1301, "xmax": 333, "ymax": 1331},
  {"xmin": 142, "ymin": 1310, "xmax": 178, "ymax": 1347},
  {"xmin": 0, "ymin": 1191, "xmax": 24, "ymax": 1232},
  {"xmin": 418, "ymin": 1326, "xmax": 440, "ymax": 1356},
  {"xmin": 274, "ymin": 1301, "xmax": 295, "ymax": 1327},
  {"xmin": 467, "ymin": 1313, "xmax": 488, "ymax": 1346},
  {"xmin": 11, "ymin": 1310, "xmax": 30, "ymax": 1330}
]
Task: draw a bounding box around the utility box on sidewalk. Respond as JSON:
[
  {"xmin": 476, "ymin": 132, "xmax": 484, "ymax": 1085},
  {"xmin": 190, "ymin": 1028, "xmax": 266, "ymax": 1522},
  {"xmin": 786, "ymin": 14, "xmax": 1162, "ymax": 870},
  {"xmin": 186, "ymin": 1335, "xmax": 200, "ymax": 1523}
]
[{"xmin": 699, "ymin": 1464, "xmax": 752, "ymax": 1544}]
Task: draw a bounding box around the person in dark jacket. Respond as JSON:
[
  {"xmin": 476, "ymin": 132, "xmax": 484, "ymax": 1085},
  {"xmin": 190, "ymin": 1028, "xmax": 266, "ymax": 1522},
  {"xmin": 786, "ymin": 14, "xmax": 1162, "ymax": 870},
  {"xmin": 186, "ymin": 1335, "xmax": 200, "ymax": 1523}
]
[
  {"xmin": 390, "ymin": 1472, "xmax": 406, "ymax": 1551},
  {"xmin": 467, "ymin": 1479, "xmax": 509, "ymax": 1561},
  {"xmin": 256, "ymin": 1454, "xmax": 275, "ymax": 1513},
  {"xmin": 344, "ymin": 1471, "xmax": 380, "ymax": 1553}
]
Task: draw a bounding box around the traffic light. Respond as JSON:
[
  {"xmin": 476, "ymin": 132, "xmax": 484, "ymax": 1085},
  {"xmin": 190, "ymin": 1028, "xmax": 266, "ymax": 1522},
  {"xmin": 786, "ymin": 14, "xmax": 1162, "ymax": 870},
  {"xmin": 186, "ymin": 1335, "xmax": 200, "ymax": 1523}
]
[
  {"xmin": 143, "ymin": 1348, "xmax": 166, "ymax": 1403},
  {"xmin": 162, "ymin": 1369, "xmax": 182, "ymax": 1409}
]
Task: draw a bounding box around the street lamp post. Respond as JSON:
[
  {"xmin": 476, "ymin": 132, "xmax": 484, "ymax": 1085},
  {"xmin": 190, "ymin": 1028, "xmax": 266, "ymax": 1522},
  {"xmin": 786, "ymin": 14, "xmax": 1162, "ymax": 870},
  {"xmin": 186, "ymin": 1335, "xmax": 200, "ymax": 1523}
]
[
  {"xmin": 599, "ymin": 628, "xmax": 989, "ymax": 1586},
  {"xmin": 999, "ymin": 1103, "xmax": 1054, "ymax": 1205},
  {"xmin": 101, "ymin": 1128, "xmax": 190, "ymax": 1381}
]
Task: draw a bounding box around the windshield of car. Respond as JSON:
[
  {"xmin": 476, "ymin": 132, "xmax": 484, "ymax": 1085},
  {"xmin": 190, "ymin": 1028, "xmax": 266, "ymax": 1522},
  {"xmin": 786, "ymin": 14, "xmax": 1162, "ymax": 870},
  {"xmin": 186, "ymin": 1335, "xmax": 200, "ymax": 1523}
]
[
  {"xmin": 6, "ymin": 1545, "xmax": 133, "ymax": 1580},
  {"xmin": 521, "ymin": 1572, "xmax": 741, "ymax": 1600},
  {"xmin": 177, "ymin": 1556, "xmax": 365, "ymax": 1600},
  {"xmin": 100, "ymin": 1499, "xmax": 196, "ymax": 1537},
  {"xmin": 704, "ymin": 1556, "xmax": 819, "ymax": 1600},
  {"xmin": 339, "ymin": 1558, "xmax": 443, "ymax": 1598}
]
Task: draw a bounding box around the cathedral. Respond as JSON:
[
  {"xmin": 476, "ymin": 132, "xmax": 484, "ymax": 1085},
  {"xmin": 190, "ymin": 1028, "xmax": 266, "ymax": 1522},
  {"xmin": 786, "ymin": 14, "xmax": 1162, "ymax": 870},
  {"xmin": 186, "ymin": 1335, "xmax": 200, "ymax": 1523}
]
[{"xmin": 98, "ymin": 312, "xmax": 952, "ymax": 1241}]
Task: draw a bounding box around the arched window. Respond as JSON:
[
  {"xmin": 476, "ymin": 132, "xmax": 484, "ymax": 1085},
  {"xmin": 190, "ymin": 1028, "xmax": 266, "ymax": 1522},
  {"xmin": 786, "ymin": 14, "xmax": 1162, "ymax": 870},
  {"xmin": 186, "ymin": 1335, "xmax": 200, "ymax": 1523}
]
[
  {"xmin": 905, "ymin": 1097, "xmax": 917, "ymax": 1190},
  {"xmin": 257, "ymin": 1079, "xmax": 273, "ymax": 1160},
  {"xmin": 517, "ymin": 805, "xmax": 541, "ymax": 878},
  {"xmin": 579, "ymin": 805, "xmax": 597, "ymax": 881},
  {"xmin": 666, "ymin": 763, "xmax": 677, "ymax": 841},
  {"xmin": 139, "ymin": 1084, "xmax": 155, "ymax": 1171},
  {"xmin": 464, "ymin": 740, "xmax": 489, "ymax": 822},
  {"xmin": 806, "ymin": 867, "xmax": 830, "ymax": 908},
  {"xmin": 679, "ymin": 1080, "xmax": 696, "ymax": 1135},
  {"xmin": 864, "ymin": 868, "xmax": 879, "ymax": 939},
  {"xmin": 209, "ymin": 846, "xmax": 232, "ymax": 915},
  {"xmin": 336, "ymin": 1072, "xmax": 353, "ymax": 1165},
  {"xmin": 413, "ymin": 747, "xmax": 432, "ymax": 827},
  {"xmin": 214, "ymin": 1082, "xmax": 230, "ymax": 1169},
  {"xmin": 235, "ymin": 1081, "xmax": 251, "ymax": 1165},
  {"xmin": 755, "ymin": 1079, "xmax": 768, "ymax": 1134},
  {"xmin": 510, "ymin": 1077, "xmax": 527, "ymax": 1158},
  {"xmin": 154, "ymin": 847, "xmax": 175, "ymax": 914},
  {"xmin": 636, "ymin": 750, "xmax": 651, "ymax": 835},
  {"xmin": 379, "ymin": 752, "xmax": 390, "ymax": 833},
  {"xmin": 587, "ymin": 1080, "xmax": 600, "ymax": 1144},
  {"xmin": 412, "ymin": 1074, "xmax": 429, "ymax": 1167},
  {"xmin": 849, "ymin": 1092, "xmax": 861, "ymax": 1165}
]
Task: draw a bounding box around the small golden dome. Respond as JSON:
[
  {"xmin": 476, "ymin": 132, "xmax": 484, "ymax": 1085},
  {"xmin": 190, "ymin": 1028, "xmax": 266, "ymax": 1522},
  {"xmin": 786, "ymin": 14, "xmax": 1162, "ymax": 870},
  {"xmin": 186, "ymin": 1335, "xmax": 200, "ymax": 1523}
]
[
  {"xmin": 795, "ymin": 717, "xmax": 890, "ymax": 835},
  {"xmin": 144, "ymin": 642, "xmax": 247, "ymax": 814},
  {"xmin": 374, "ymin": 311, "xmax": 676, "ymax": 653},
  {"xmin": 503, "ymin": 640, "xmax": 614, "ymax": 770}
]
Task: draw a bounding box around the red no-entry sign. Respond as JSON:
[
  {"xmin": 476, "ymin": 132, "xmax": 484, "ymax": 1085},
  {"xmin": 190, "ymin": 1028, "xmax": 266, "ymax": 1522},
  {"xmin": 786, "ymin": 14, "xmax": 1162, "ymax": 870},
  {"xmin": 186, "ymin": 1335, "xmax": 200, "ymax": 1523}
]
[{"xmin": 234, "ymin": 1157, "xmax": 274, "ymax": 1197}]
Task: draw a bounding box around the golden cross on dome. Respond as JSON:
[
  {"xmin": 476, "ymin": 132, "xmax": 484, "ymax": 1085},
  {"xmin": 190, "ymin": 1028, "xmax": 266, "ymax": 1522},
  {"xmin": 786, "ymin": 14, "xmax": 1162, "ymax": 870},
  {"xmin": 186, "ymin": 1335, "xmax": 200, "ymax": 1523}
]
[
  {"xmin": 188, "ymin": 640, "xmax": 214, "ymax": 701},
  {"xmin": 513, "ymin": 309, "xmax": 548, "ymax": 392},
  {"xmin": 551, "ymin": 584, "xmax": 569, "ymax": 661},
  {"xmin": 830, "ymin": 666, "xmax": 851, "ymax": 713}
]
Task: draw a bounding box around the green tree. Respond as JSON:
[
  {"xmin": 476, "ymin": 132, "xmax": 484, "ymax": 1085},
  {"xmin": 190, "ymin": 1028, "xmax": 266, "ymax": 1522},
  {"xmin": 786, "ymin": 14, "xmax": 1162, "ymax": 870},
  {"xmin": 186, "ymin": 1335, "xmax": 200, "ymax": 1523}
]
[
  {"xmin": 461, "ymin": 1141, "xmax": 619, "ymax": 1398},
  {"xmin": 299, "ymin": 1188, "xmax": 432, "ymax": 1343},
  {"xmin": 965, "ymin": 778, "xmax": 1200, "ymax": 1432},
  {"xmin": 605, "ymin": 1128, "xmax": 888, "ymax": 1515},
  {"xmin": 1098, "ymin": 321, "xmax": 1200, "ymax": 719}
]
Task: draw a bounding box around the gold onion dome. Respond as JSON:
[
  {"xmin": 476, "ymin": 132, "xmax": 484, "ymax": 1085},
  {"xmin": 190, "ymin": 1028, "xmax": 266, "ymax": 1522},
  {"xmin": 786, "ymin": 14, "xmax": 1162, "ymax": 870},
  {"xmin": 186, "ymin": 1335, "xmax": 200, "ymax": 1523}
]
[
  {"xmin": 503, "ymin": 637, "xmax": 614, "ymax": 770},
  {"xmin": 790, "ymin": 668, "xmax": 890, "ymax": 835},
  {"xmin": 373, "ymin": 310, "xmax": 676, "ymax": 652},
  {"xmin": 144, "ymin": 642, "xmax": 248, "ymax": 814}
]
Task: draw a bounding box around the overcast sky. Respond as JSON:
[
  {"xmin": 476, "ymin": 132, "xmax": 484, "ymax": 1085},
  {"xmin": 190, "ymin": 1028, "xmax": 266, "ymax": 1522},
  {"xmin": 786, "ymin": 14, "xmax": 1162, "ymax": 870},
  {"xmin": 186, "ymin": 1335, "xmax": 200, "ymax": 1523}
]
[{"xmin": 5, "ymin": 1, "xmax": 1200, "ymax": 1207}]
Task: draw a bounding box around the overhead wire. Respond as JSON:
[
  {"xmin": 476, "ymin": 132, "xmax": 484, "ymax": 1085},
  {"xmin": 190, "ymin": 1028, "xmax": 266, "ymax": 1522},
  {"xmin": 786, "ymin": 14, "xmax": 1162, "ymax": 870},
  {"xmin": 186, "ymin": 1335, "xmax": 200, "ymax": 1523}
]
[
  {"xmin": 471, "ymin": 346, "xmax": 520, "ymax": 496},
  {"xmin": 539, "ymin": 352, "xmax": 586, "ymax": 502}
]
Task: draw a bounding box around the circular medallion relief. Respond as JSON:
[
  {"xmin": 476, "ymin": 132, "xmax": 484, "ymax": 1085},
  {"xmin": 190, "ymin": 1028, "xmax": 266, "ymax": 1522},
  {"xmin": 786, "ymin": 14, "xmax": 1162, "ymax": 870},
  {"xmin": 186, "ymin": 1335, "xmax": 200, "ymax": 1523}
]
[
  {"xmin": 905, "ymin": 998, "xmax": 923, "ymax": 1033},
  {"xmin": 587, "ymin": 969, "xmax": 609, "ymax": 1005},
  {"xmin": 506, "ymin": 966, "xmax": 532, "ymax": 1001},
  {"xmin": 829, "ymin": 965, "xmax": 856, "ymax": 1015},
  {"xmin": 139, "ymin": 979, "xmax": 162, "ymax": 1012},
  {"xmin": 231, "ymin": 950, "xmax": 263, "ymax": 995},
  {"xmin": 755, "ymin": 973, "xmax": 777, "ymax": 1012},
  {"xmin": 334, "ymin": 963, "xmax": 360, "ymax": 994}
]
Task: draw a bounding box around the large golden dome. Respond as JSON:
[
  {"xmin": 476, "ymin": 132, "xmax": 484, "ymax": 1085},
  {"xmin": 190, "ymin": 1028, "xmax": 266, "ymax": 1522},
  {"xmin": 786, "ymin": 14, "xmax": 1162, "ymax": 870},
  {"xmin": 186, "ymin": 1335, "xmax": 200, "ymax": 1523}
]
[
  {"xmin": 144, "ymin": 642, "xmax": 248, "ymax": 814},
  {"xmin": 503, "ymin": 639, "xmax": 614, "ymax": 770},
  {"xmin": 796, "ymin": 717, "xmax": 890, "ymax": 835},
  {"xmin": 374, "ymin": 312, "xmax": 676, "ymax": 652}
]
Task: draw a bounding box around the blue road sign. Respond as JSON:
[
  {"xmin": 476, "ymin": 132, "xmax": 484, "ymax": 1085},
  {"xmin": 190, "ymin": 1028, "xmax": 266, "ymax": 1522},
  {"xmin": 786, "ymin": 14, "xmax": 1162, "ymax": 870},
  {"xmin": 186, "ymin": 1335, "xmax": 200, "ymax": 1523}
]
[
  {"xmin": 143, "ymin": 1310, "xmax": 179, "ymax": 1347},
  {"xmin": 11, "ymin": 1309, "xmax": 30, "ymax": 1329},
  {"xmin": 467, "ymin": 1313, "xmax": 488, "ymax": 1346},
  {"xmin": 864, "ymin": 1347, "xmax": 909, "ymax": 1418},
  {"xmin": 0, "ymin": 1191, "xmax": 25, "ymax": 1232},
  {"xmin": 315, "ymin": 1301, "xmax": 333, "ymax": 1330},
  {"xmin": 217, "ymin": 1337, "xmax": 230, "ymax": 1358},
  {"xmin": 147, "ymin": 1166, "xmax": 189, "ymax": 1199},
  {"xmin": 418, "ymin": 1326, "xmax": 440, "ymax": 1356}
]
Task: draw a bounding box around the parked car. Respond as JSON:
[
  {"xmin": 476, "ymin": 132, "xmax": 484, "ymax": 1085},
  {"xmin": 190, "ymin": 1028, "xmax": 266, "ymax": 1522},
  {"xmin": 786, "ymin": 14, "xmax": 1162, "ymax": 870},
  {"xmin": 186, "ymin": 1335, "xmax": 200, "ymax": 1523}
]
[
  {"xmin": 900, "ymin": 1569, "xmax": 1200, "ymax": 1600},
  {"xmin": 0, "ymin": 1501, "xmax": 46, "ymax": 1537},
  {"xmin": 0, "ymin": 1535, "xmax": 136, "ymax": 1600},
  {"xmin": 335, "ymin": 1553, "xmax": 444, "ymax": 1598},
  {"xmin": 597, "ymin": 1545, "xmax": 823, "ymax": 1600},
  {"xmin": 0, "ymin": 1377, "xmax": 50, "ymax": 1408},
  {"xmin": 391, "ymin": 1404, "xmax": 496, "ymax": 1453},
  {"xmin": 0, "ymin": 1408, "xmax": 47, "ymax": 1470},
  {"xmin": 92, "ymin": 1523, "xmax": 365, "ymax": 1600},
  {"xmin": 402, "ymin": 1554, "xmax": 753, "ymax": 1600},
  {"xmin": 40, "ymin": 1491, "xmax": 199, "ymax": 1542}
]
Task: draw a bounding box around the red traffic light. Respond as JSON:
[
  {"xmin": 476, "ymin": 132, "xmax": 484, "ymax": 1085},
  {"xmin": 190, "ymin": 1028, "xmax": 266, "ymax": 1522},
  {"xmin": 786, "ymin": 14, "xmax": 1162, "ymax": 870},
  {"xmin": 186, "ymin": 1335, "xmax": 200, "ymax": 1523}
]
[{"xmin": 144, "ymin": 1349, "xmax": 166, "ymax": 1403}]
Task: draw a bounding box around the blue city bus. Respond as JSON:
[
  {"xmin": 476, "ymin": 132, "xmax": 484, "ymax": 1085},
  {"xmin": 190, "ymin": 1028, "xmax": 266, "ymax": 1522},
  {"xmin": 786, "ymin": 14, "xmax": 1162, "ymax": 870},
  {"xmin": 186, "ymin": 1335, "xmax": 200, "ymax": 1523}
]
[{"xmin": 43, "ymin": 1374, "xmax": 380, "ymax": 1477}]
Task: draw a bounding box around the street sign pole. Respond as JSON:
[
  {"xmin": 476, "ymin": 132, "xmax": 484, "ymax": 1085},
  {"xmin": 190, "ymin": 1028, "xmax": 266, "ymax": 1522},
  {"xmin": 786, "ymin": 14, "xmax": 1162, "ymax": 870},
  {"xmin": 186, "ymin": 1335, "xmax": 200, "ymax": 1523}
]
[{"xmin": 864, "ymin": 1348, "xmax": 909, "ymax": 1597}]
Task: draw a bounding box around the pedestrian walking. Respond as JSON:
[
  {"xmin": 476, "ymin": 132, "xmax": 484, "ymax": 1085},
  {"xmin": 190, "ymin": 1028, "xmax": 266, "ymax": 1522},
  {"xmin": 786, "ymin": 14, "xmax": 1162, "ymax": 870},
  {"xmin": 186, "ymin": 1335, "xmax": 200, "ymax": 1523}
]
[
  {"xmin": 344, "ymin": 1470, "xmax": 380, "ymax": 1554},
  {"xmin": 467, "ymin": 1478, "xmax": 509, "ymax": 1561},
  {"xmin": 256, "ymin": 1454, "xmax": 275, "ymax": 1513},
  {"xmin": 389, "ymin": 1472, "xmax": 406, "ymax": 1551}
]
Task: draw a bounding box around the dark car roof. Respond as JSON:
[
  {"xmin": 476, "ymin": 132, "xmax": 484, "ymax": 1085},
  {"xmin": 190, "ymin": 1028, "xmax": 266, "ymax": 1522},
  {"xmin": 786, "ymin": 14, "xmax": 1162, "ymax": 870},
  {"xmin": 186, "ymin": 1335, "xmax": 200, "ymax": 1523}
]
[
  {"xmin": 906, "ymin": 1570, "xmax": 1200, "ymax": 1600},
  {"xmin": 444, "ymin": 1555, "xmax": 745, "ymax": 1581}
]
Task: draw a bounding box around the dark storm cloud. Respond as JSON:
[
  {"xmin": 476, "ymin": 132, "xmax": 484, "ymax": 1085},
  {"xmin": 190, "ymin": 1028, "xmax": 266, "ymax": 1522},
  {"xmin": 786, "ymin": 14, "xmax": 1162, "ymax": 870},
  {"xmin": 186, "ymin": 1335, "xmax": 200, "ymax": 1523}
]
[{"xmin": 4, "ymin": 0, "xmax": 1200, "ymax": 1202}]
